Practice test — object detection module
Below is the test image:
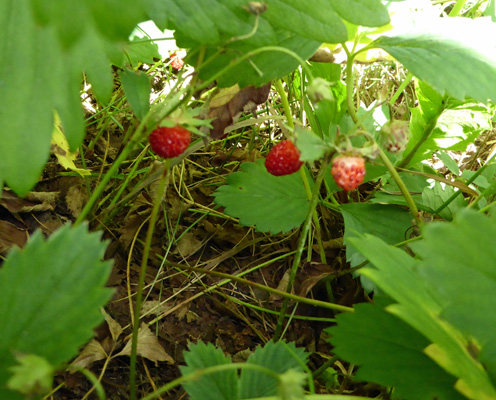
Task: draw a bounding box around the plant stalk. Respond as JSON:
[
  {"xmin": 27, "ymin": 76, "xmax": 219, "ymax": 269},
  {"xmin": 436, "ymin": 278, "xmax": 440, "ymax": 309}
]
[{"xmin": 129, "ymin": 163, "xmax": 170, "ymax": 400}]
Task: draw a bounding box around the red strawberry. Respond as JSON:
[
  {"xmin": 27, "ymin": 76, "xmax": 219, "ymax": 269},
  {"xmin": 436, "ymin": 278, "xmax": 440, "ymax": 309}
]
[
  {"xmin": 331, "ymin": 155, "xmax": 366, "ymax": 191},
  {"xmin": 170, "ymin": 53, "xmax": 185, "ymax": 70},
  {"xmin": 265, "ymin": 140, "xmax": 303, "ymax": 176},
  {"xmin": 149, "ymin": 126, "xmax": 191, "ymax": 159}
]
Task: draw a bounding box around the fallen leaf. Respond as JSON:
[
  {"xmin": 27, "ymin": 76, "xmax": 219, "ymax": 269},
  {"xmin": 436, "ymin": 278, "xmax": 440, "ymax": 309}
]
[
  {"xmin": 101, "ymin": 309, "xmax": 123, "ymax": 342},
  {"xmin": 68, "ymin": 339, "xmax": 107, "ymax": 373},
  {"xmin": 0, "ymin": 189, "xmax": 58, "ymax": 213},
  {"xmin": 117, "ymin": 323, "xmax": 174, "ymax": 364},
  {"xmin": 207, "ymin": 83, "xmax": 271, "ymax": 139},
  {"xmin": 66, "ymin": 185, "xmax": 89, "ymax": 218},
  {"xmin": 0, "ymin": 220, "xmax": 29, "ymax": 254}
]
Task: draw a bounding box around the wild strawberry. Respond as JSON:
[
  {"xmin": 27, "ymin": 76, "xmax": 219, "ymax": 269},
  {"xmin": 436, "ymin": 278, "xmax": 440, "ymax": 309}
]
[
  {"xmin": 331, "ymin": 155, "xmax": 366, "ymax": 191},
  {"xmin": 170, "ymin": 53, "xmax": 184, "ymax": 70},
  {"xmin": 380, "ymin": 120, "xmax": 410, "ymax": 154},
  {"xmin": 149, "ymin": 126, "xmax": 191, "ymax": 159},
  {"xmin": 265, "ymin": 140, "xmax": 303, "ymax": 176}
]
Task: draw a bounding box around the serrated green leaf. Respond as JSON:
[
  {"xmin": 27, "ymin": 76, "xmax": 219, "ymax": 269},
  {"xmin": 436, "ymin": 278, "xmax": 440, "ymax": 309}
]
[
  {"xmin": 329, "ymin": 0, "xmax": 390, "ymax": 28},
  {"xmin": 180, "ymin": 342, "xmax": 239, "ymax": 400},
  {"xmin": 127, "ymin": 35, "xmax": 161, "ymax": 67},
  {"xmin": 373, "ymin": 17, "xmax": 496, "ymax": 103},
  {"xmin": 0, "ymin": 223, "xmax": 112, "ymax": 399},
  {"xmin": 436, "ymin": 151, "xmax": 460, "ymax": 176},
  {"xmin": 119, "ymin": 69, "xmax": 151, "ymax": 121},
  {"xmin": 412, "ymin": 211, "xmax": 496, "ymax": 381},
  {"xmin": 349, "ymin": 230, "xmax": 496, "ymax": 399},
  {"xmin": 340, "ymin": 203, "xmax": 412, "ymax": 268},
  {"xmin": 213, "ymin": 160, "xmax": 309, "ymax": 234},
  {"xmin": 420, "ymin": 181, "xmax": 465, "ymax": 220},
  {"xmin": 239, "ymin": 341, "xmax": 308, "ymax": 399},
  {"xmin": 295, "ymin": 127, "xmax": 329, "ymax": 161},
  {"xmin": 329, "ymin": 299, "xmax": 464, "ymax": 400}
]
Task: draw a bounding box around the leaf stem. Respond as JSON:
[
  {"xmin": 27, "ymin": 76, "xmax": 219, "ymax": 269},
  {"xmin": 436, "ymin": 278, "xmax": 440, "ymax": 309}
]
[
  {"xmin": 274, "ymin": 79, "xmax": 326, "ymax": 263},
  {"xmin": 273, "ymin": 158, "xmax": 334, "ymax": 341},
  {"xmin": 129, "ymin": 163, "xmax": 171, "ymax": 400},
  {"xmin": 378, "ymin": 148, "xmax": 422, "ymax": 227}
]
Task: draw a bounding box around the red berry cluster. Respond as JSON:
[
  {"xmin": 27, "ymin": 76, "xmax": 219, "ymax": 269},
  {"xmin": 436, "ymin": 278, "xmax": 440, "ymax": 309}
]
[
  {"xmin": 149, "ymin": 126, "xmax": 191, "ymax": 159},
  {"xmin": 265, "ymin": 140, "xmax": 303, "ymax": 176},
  {"xmin": 331, "ymin": 155, "xmax": 366, "ymax": 191}
]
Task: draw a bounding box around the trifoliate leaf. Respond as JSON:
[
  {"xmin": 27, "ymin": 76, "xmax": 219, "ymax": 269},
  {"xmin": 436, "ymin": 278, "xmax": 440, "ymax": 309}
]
[
  {"xmin": 7, "ymin": 354, "xmax": 54, "ymax": 398},
  {"xmin": 213, "ymin": 160, "xmax": 309, "ymax": 234}
]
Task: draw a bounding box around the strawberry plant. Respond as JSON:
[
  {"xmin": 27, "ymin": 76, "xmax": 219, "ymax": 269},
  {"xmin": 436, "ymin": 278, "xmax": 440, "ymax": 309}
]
[{"xmin": 1, "ymin": 0, "xmax": 496, "ymax": 399}]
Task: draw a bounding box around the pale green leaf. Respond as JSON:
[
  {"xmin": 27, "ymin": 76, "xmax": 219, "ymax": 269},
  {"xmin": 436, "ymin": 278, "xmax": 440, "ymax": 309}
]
[
  {"xmin": 329, "ymin": 0, "xmax": 390, "ymax": 28},
  {"xmin": 295, "ymin": 127, "xmax": 329, "ymax": 161},
  {"xmin": 213, "ymin": 160, "xmax": 309, "ymax": 234},
  {"xmin": 373, "ymin": 17, "xmax": 496, "ymax": 103}
]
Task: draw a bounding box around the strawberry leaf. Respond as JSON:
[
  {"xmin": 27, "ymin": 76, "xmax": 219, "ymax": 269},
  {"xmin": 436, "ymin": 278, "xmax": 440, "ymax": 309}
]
[
  {"xmin": 180, "ymin": 342, "xmax": 239, "ymax": 400},
  {"xmin": 0, "ymin": 224, "xmax": 112, "ymax": 399},
  {"xmin": 373, "ymin": 17, "xmax": 496, "ymax": 103},
  {"xmin": 239, "ymin": 341, "xmax": 308, "ymax": 399},
  {"xmin": 328, "ymin": 298, "xmax": 464, "ymax": 400},
  {"xmin": 213, "ymin": 160, "xmax": 309, "ymax": 234}
]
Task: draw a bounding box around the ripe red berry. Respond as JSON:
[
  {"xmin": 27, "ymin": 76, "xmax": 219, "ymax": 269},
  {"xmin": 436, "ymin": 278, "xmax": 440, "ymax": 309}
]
[
  {"xmin": 331, "ymin": 155, "xmax": 366, "ymax": 191},
  {"xmin": 149, "ymin": 126, "xmax": 191, "ymax": 159},
  {"xmin": 265, "ymin": 140, "xmax": 303, "ymax": 176},
  {"xmin": 170, "ymin": 53, "xmax": 184, "ymax": 70}
]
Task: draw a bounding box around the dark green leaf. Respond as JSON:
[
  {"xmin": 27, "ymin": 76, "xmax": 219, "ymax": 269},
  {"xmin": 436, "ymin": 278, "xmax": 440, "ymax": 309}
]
[
  {"xmin": 213, "ymin": 160, "xmax": 309, "ymax": 234},
  {"xmin": 329, "ymin": 299, "xmax": 464, "ymax": 400}
]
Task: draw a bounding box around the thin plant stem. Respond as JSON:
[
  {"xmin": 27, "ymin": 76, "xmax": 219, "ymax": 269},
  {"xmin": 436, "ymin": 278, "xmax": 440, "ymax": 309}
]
[
  {"xmin": 273, "ymin": 158, "xmax": 334, "ymax": 341},
  {"xmin": 168, "ymin": 263, "xmax": 353, "ymax": 314},
  {"xmin": 449, "ymin": 0, "xmax": 468, "ymax": 16},
  {"xmin": 274, "ymin": 79, "xmax": 327, "ymax": 264},
  {"xmin": 129, "ymin": 162, "xmax": 171, "ymax": 400},
  {"xmin": 379, "ymin": 148, "xmax": 422, "ymax": 227}
]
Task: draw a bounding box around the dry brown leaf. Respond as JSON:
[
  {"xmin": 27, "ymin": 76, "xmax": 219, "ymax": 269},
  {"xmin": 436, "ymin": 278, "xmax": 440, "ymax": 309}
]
[
  {"xmin": 0, "ymin": 189, "xmax": 58, "ymax": 213},
  {"xmin": 297, "ymin": 264, "xmax": 335, "ymax": 298},
  {"xmin": 68, "ymin": 339, "xmax": 107, "ymax": 373},
  {"xmin": 117, "ymin": 323, "xmax": 174, "ymax": 364},
  {"xmin": 175, "ymin": 232, "xmax": 203, "ymax": 258},
  {"xmin": 0, "ymin": 220, "xmax": 29, "ymax": 254},
  {"xmin": 66, "ymin": 185, "xmax": 89, "ymax": 218},
  {"xmin": 101, "ymin": 308, "xmax": 123, "ymax": 342},
  {"xmin": 141, "ymin": 300, "xmax": 173, "ymax": 317},
  {"xmin": 207, "ymin": 83, "xmax": 271, "ymax": 139}
]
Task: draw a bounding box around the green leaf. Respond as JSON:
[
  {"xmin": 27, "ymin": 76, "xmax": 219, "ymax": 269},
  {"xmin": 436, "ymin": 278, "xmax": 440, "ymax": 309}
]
[
  {"xmin": 239, "ymin": 341, "xmax": 308, "ymax": 399},
  {"xmin": 180, "ymin": 342, "xmax": 239, "ymax": 400},
  {"xmin": 412, "ymin": 211, "xmax": 496, "ymax": 380},
  {"xmin": 119, "ymin": 69, "xmax": 151, "ymax": 121},
  {"xmin": 328, "ymin": 299, "xmax": 464, "ymax": 400},
  {"xmin": 349, "ymin": 228, "xmax": 496, "ymax": 399},
  {"xmin": 127, "ymin": 35, "xmax": 162, "ymax": 67},
  {"xmin": 373, "ymin": 17, "xmax": 496, "ymax": 103},
  {"xmin": 340, "ymin": 203, "xmax": 412, "ymax": 268},
  {"xmin": 329, "ymin": 0, "xmax": 390, "ymax": 28},
  {"xmin": 295, "ymin": 127, "xmax": 329, "ymax": 161},
  {"xmin": 264, "ymin": 0, "xmax": 348, "ymax": 43},
  {"xmin": 0, "ymin": 224, "xmax": 112, "ymax": 399},
  {"xmin": 0, "ymin": 0, "xmax": 148, "ymax": 195},
  {"xmin": 436, "ymin": 151, "xmax": 460, "ymax": 176},
  {"xmin": 420, "ymin": 181, "xmax": 465, "ymax": 220},
  {"xmin": 213, "ymin": 160, "xmax": 309, "ymax": 234},
  {"xmin": 7, "ymin": 354, "xmax": 54, "ymax": 398}
]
